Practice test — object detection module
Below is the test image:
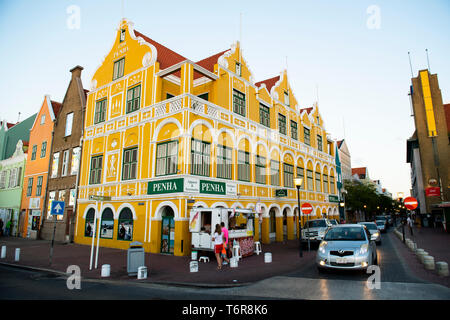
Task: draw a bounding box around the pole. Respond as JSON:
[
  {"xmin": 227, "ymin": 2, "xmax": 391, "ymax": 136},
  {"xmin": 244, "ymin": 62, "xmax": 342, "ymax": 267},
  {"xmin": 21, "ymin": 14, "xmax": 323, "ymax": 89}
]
[
  {"xmin": 89, "ymin": 200, "xmax": 98, "ymax": 270},
  {"xmin": 49, "ymin": 216, "xmax": 57, "ymax": 265},
  {"xmin": 95, "ymin": 201, "xmax": 102, "ymax": 269},
  {"xmin": 307, "ymin": 210, "xmax": 310, "ymax": 252},
  {"xmin": 296, "ymin": 186, "xmax": 303, "ymax": 258}
]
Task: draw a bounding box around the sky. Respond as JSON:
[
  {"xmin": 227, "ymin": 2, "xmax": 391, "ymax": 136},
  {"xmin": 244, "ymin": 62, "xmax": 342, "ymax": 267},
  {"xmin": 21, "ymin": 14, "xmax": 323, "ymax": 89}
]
[{"xmin": 1, "ymin": 0, "xmax": 449, "ymax": 198}]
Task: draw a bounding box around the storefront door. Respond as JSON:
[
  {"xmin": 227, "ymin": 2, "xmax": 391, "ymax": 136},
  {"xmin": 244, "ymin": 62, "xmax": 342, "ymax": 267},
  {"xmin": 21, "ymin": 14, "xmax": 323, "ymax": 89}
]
[{"xmin": 161, "ymin": 207, "xmax": 175, "ymax": 254}]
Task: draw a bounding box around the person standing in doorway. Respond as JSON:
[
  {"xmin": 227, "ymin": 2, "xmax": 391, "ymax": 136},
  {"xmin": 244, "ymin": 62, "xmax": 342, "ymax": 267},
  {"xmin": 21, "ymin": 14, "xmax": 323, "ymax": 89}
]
[
  {"xmin": 220, "ymin": 222, "xmax": 230, "ymax": 265},
  {"xmin": 407, "ymin": 215, "xmax": 414, "ymax": 236},
  {"xmin": 212, "ymin": 224, "xmax": 224, "ymax": 270}
]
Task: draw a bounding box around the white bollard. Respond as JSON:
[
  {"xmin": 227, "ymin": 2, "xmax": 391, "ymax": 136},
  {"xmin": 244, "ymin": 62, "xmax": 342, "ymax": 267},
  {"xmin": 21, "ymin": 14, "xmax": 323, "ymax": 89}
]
[
  {"xmin": 1, "ymin": 246, "xmax": 5, "ymax": 259},
  {"xmin": 14, "ymin": 248, "xmax": 20, "ymax": 262},
  {"xmin": 436, "ymin": 262, "xmax": 449, "ymax": 276},
  {"xmin": 190, "ymin": 261, "xmax": 198, "ymax": 273},
  {"xmin": 230, "ymin": 257, "xmax": 238, "ymax": 268},
  {"xmin": 423, "ymin": 256, "xmax": 435, "ymax": 270},
  {"xmin": 264, "ymin": 252, "xmax": 272, "ymax": 263},
  {"xmin": 415, "ymin": 249, "xmax": 424, "ymax": 256},
  {"xmin": 191, "ymin": 251, "xmax": 198, "ymax": 261},
  {"xmin": 137, "ymin": 266, "xmax": 147, "ymax": 279},
  {"xmin": 101, "ymin": 264, "xmax": 111, "ymax": 277}
]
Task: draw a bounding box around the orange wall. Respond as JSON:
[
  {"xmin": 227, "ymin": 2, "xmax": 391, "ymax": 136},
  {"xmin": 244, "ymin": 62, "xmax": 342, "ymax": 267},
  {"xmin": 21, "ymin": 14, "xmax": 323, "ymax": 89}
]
[{"xmin": 20, "ymin": 96, "xmax": 55, "ymax": 237}]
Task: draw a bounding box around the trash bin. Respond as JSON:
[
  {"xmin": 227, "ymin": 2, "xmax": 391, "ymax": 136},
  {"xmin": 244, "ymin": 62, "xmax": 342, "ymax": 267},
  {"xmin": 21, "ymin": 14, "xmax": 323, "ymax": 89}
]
[{"xmin": 127, "ymin": 241, "xmax": 145, "ymax": 276}]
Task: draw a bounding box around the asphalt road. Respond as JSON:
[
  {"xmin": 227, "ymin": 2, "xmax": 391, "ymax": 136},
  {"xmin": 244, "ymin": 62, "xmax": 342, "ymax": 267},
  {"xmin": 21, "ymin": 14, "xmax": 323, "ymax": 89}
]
[
  {"xmin": 285, "ymin": 228, "xmax": 426, "ymax": 284},
  {"xmin": 1, "ymin": 229, "xmax": 448, "ymax": 302}
]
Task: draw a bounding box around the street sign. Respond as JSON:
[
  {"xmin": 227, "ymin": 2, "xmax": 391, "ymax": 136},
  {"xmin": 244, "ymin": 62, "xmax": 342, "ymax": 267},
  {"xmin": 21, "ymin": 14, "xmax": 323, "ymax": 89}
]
[
  {"xmin": 301, "ymin": 203, "xmax": 313, "ymax": 215},
  {"xmin": 403, "ymin": 197, "xmax": 418, "ymax": 210},
  {"xmin": 50, "ymin": 201, "xmax": 65, "ymax": 215},
  {"xmin": 89, "ymin": 195, "xmax": 112, "ymax": 201},
  {"xmin": 425, "ymin": 187, "xmax": 440, "ymax": 197}
]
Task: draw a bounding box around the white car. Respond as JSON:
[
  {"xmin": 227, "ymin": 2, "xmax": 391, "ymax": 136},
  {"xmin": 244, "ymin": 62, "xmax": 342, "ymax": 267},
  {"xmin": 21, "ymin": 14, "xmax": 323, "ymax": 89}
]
[
  {"xmin": 375, "ymin": 220, "xmax": 386, "ymax": 233},
  {"xmin": 358, "ymin": 222, "xmax": 381, "ymax": 245}
]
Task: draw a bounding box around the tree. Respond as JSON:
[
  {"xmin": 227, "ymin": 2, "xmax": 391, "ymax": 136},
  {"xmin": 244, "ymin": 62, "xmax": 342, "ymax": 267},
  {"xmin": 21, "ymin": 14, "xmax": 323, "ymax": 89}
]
[{"xmin": 343, "ymin": 179, "xmax": 379, "ymax": 221}]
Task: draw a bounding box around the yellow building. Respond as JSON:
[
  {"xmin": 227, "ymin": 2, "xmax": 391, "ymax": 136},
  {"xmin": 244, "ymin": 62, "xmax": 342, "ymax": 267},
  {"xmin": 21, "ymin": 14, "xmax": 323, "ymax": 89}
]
[{"xmin": 74, "ymin": 19, "xmax": 339, "ymax": 256}]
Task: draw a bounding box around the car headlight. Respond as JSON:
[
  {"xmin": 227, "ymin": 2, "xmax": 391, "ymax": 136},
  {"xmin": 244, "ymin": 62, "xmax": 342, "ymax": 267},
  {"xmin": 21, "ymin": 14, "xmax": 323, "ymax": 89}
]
[
  {"xmin": 360, "ymin": 244, "xmax": 369, "ymax": 255},
  {"xmin": 373, "ymin": 232, "xmax": 380, "ymax": 237},
  {"xmin": 319, "ymin": 241, "xmax": 328, "ymax": 254},
  {"xmin": 318, "ymin": 230, "xmax": 325, "ymax": 237}
]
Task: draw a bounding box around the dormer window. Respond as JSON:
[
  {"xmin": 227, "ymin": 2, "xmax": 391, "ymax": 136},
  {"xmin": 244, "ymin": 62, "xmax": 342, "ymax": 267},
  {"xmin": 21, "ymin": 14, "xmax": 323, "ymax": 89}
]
[
  {"xmin": 113, "ymin": 57, "xmax": 125, "ymax": 80},
  {"xmin": 235, "ymin": 62, "xmax": 241, "ymax": 77},
  {"xmin": 316, "ymin": 116, "xmax": 320, "ymax": 125},
  {"xmin": 120, "ymin": 29, "xmax": 126, "ymax": 42}
]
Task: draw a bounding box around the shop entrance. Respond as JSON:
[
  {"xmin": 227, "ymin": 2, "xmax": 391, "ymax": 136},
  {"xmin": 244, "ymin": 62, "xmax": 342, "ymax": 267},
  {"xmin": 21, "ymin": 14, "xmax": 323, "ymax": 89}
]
[{"xmin": 161, "ymin": 206, "xmax": 175, "ymax": 254}]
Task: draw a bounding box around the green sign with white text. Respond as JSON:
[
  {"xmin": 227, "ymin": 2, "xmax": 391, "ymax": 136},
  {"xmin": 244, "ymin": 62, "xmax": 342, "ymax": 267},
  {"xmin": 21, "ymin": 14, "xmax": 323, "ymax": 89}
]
[
  {"xmin": 148, "ymin": 178, "xmax": 184, "ymax": 195},
  {"xmin": 200, "ymin": 180, "xmax": 226, "ymax": 195},
  {"xmin": 329, "ymin": 195, "xmax": 339, "ymax": 203}
]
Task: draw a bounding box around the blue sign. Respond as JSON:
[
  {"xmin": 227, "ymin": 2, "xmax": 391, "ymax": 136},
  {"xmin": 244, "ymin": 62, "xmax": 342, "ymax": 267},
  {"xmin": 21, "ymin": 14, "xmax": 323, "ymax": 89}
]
[{"xmin": 50, "ymin": 201, "xmax": 65, "ymax": 215}]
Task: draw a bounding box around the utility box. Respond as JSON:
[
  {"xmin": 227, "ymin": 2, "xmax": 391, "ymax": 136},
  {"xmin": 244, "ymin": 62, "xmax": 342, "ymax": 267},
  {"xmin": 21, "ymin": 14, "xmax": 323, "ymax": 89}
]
[{"xmin": 127, "ymin": 241, "xmax": 145, "ymax": 276}]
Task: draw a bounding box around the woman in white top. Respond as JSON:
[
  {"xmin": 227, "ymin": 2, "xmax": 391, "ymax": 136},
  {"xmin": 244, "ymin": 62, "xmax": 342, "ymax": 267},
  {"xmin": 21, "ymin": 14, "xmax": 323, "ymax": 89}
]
[{"xmin": 212, "ymin": 224, "xmax": 224, "ymax": 270}]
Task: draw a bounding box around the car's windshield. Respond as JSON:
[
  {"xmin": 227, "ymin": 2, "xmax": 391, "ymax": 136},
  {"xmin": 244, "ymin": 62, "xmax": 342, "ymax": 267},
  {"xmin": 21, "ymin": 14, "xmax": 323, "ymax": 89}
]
[
  {"xmin": 329, "ymin": 220, "xmax": 338, "ymax": 225},
  {"xmin": 324, "ymin": 227, "xmax": 367, "ymax": 241},
  {"xmin": 376, "ymin": 221, "xmax": 385, "ymax": 226},
  {"xmin": 376, "ymin": 216, "xmax": 386, "ymax": 220},
  {"xmin": 305, "ymin": 220, "xmax": 327, "ymax": 228},
  {"xmin": 361, "ymin": 223, "xmax": 377, "ymax": 230}
]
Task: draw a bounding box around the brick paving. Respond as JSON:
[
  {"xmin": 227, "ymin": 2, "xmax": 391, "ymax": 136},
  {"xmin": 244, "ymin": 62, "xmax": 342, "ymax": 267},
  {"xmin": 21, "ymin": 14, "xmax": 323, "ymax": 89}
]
[
  {"xmin": 0, "ymin": 237, "xmax": 315, "ymax": 286},
  {"xmin": 390, "ymin": 225, "xmax": 450, "ymax": 288}
]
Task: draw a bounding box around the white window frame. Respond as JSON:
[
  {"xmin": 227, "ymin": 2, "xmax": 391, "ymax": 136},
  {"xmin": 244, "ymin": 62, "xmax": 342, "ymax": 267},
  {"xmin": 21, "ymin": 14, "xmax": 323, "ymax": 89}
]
[
  {"xmin": 65, "ymin": 113, "xmax": 73, "ymax": 137},
  {"xmin": 61, "ymin": 150, "xmax": 70, "ymax": 177}
]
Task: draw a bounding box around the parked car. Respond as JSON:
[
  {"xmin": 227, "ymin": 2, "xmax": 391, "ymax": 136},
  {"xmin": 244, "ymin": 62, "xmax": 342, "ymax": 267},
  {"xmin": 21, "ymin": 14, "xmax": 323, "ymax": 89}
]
[
  {"xmin": 316, "ymin": 224, "xmax": 378, "ymax": 271},
  {"xmin": 375, "ymin": 220, "xmax": 386, "ymax": 233},
  {"xmin": 358, "ymin": 222, "xmax": 381, "ymax": 244},
  {"xmin": 375, "ymin": 215, "xmax": 389, "ymax": 229},
  {"xmin": 302, "ymin": 219, "xmax": 333, "ymax": 246},
  {"xmin": 386, "ymin": 215, "xmax": 393, "ymax": 226}
]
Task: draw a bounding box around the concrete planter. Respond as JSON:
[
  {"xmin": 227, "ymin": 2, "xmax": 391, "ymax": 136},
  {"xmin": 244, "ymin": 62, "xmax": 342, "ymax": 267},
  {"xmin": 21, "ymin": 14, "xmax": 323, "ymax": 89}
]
[{"xmin": 436, "ymin": 262, "xmax": 449, "ymax": 277}]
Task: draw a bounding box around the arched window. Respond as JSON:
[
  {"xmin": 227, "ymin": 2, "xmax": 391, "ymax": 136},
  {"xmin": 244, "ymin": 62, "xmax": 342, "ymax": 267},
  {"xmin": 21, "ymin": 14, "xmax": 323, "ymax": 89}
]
[
  {"xmin": 85, "ymin": 208, "xmax": 95, "ymax": 237},
  {"xmin": 100, "ymin": 208, "xmax": 114, "ymax": 239},
  {"xmin": 117, "ymin": 207, "xmax": 133, "ymax": 241}
]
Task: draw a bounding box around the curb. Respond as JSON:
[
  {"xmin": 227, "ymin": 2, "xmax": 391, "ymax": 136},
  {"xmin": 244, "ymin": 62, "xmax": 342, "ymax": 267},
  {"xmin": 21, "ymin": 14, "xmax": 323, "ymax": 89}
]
[{"xmin": 0, "ymin": 261, "xmax": 251, "ymax": 289}]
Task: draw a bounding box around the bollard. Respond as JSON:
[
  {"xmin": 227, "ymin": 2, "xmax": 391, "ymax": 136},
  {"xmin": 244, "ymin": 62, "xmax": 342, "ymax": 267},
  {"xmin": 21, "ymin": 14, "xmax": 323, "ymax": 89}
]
[
  {"xmin": 230, "ymin": 257, "xmax": 238, "ymax": 268},
  {"xmin": 436, "ymin": 262, "xmax": 449, "ymax": 277},
  {"xmin": 101, "ymin": 264, "xmax": 111, "ymax": 277},
  {"xmin": 137, "ymin": 266, "xmax": 147, "ymax": 279},
  {"xmin": 1, "ymin": 246, "xmax": 5, "ymax": 259},
  {"xmin": 423, "ymin": 256, "xmax": 435, "ymax": 270},
  {"xmin": 417, "ymin": 251, "xmax": 428, "ymax": 263},
  {"xmin": 190, "ymin": 261, "xmax": 198, "ymax": 273},
  {"xmin": 415, "ymin": 249, "xmax": 424, "ymax": 256},
  {"xmin": 14, "ymin": 248, "xmax": 20, "ymax": 262},
  {"xmin": 264, "ymin": 252, "xmax": 272, "ymax": 263},
  {"xmin": 191, "ymin": 251, "xmax": 198, "ymax": 261}
]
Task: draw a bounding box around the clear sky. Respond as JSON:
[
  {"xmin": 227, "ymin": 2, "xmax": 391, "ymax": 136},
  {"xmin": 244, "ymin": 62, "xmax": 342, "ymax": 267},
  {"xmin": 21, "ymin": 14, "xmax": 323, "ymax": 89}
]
[{"xmin": 1, "ymin": 0, "xmax": 449, "ymax": 198}]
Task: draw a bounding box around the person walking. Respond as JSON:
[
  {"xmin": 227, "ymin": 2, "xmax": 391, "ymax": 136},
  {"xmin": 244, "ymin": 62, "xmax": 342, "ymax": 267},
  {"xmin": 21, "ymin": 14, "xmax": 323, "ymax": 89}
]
[
  {"xmin": 212, "ymin": 224, "xmax": 224, "ymax": 270},
  {"xmin": 407, "ymin": 215, "xmax": 414, "ymax": 236},
  {"xmin": 220, "ymin": 222, "xmax": 230, "ymax": 265},
  {"xmin": 0, "ymin": 219, "xmax": 3, "ymax": 236}
]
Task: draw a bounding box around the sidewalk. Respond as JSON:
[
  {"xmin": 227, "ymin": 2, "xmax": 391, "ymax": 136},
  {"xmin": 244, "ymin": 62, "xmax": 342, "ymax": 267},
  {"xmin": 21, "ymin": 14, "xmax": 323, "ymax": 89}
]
[
  {"xmin": 392, "ymin": 225, "xmax": 450, "ymax": 288},
  {"xmin": 0, "ymin": 237, "xmax": 315, "ymax": 287}
]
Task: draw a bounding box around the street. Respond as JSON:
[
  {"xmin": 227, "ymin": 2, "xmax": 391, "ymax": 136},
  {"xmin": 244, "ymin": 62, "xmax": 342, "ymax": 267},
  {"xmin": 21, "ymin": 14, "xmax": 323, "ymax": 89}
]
[{"xmin": 1, "ymin": 230, "xmax": 449, "ymax": 301}]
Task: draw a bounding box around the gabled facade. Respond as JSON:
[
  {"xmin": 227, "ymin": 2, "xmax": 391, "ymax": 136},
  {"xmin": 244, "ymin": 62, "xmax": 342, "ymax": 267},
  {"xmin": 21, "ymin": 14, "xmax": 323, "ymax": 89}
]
[
  {"xmin": 74, "ymin": 19, "xmax": 339, "ymax": 256},
  {"xmin": 19, "ymin": 96, "xmax": 61, "ymax": 238},
  {"xmin": 0, "ymin": 140, "xmax": 28, "ymax": 236},
  {"xmin": 40, "ymin": 66, "xmax": 87, "ymax": 242}
]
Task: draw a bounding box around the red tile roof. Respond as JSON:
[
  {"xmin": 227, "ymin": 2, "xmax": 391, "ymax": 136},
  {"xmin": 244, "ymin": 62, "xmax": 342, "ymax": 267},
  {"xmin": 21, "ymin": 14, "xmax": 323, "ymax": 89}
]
[
  {"xmin": 196, "ymin": 50, "xmax": 228, "ymax": 72},
  {"xmin": 352, "ymin": 167, "xmax": 367, "ymax": 178},
  {"xmin": 300, "ymin": 107, "xmax": 313, "ymax": 114},
  {"xmin": 134, "ymin": 30, "xmax": 186, "ymax": 70},
  {"xmin": 50, "ymin": 100, "xmax": 62, "ymax": 117},
  {"xmin": 255, "ymin": 76, "xmax": 280, "ymax": 93},
  {"xmin": 444, "ymin": 103, "xmax": 450, "ymax": 133}
]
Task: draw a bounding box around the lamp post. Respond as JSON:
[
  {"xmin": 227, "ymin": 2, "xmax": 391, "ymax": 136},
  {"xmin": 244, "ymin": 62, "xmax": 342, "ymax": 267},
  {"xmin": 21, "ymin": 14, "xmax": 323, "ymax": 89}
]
[{"xmin": 294, "ymin": 177, "xmax": 304, "ymax": 258}]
